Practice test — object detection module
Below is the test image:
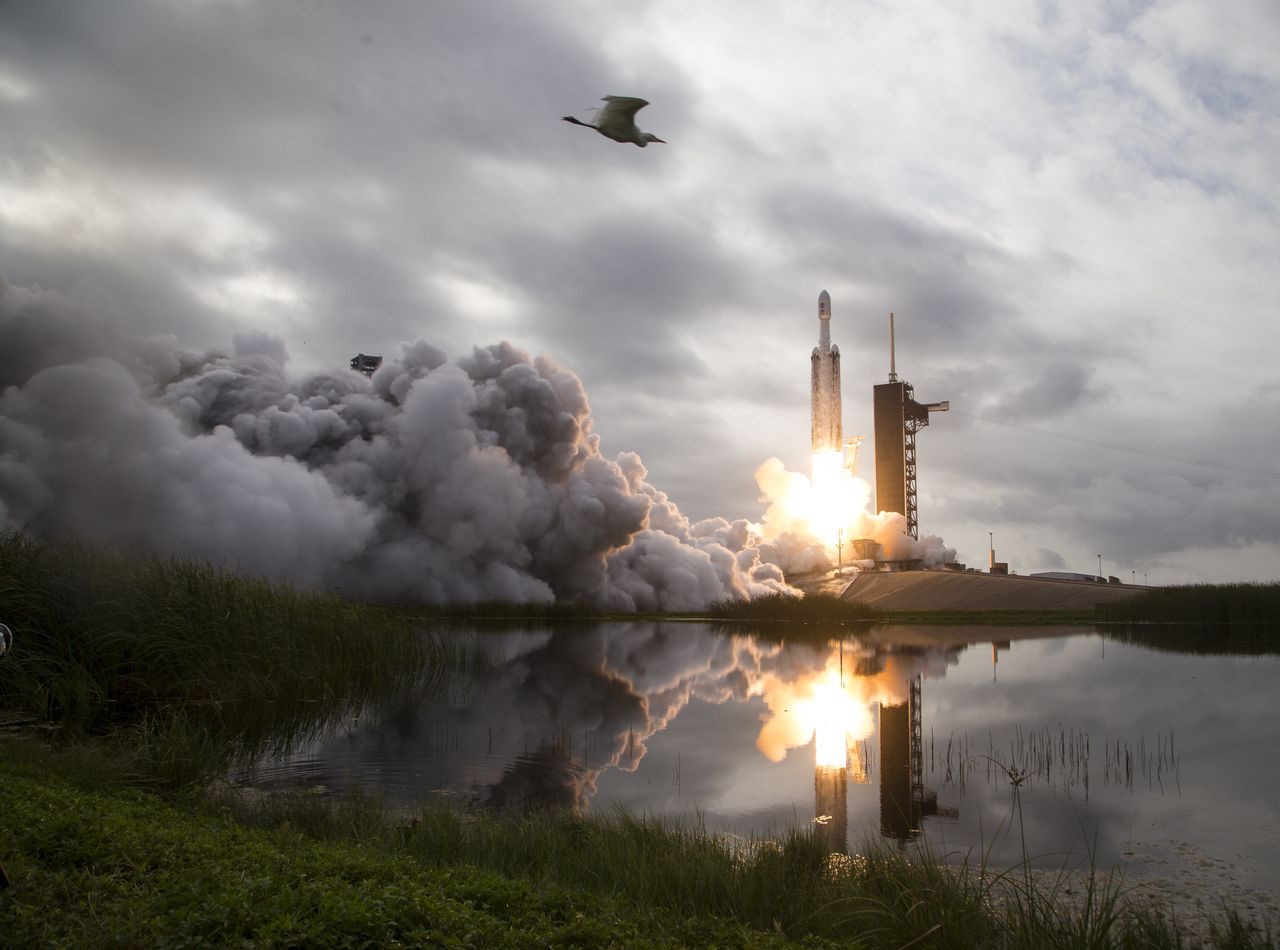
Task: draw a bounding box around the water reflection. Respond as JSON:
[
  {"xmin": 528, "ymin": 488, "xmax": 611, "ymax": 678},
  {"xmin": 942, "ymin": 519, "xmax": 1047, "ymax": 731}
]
[
  {"xmin": 234, "ymin": 622, "xmax": 1280, "ymax": 892},
  {"xmin": 241, "ymin": 625, "xmax": 1021, "ymax": 841}
]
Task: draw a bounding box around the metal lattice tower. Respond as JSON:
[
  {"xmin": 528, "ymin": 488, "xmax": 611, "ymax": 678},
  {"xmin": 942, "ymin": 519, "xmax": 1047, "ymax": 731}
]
[
  {"xmin": 872, "ymin": 314, "xmax": 948, "ymax": 540},
  {"xmin": 909, "ymin": 675, "xmax": 924, "ymax": 814},
  {"xmin": 902, "ymin": 384, "xmax": 923, "ymax": 539}
]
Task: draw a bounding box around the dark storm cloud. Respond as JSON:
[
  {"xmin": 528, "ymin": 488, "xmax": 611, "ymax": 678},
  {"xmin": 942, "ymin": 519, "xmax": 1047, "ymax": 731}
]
[
  {"xmin": 940, "ymin": 446, "xmax": 1280, "ymax": 566},
  {"xmin": 760, "ymin": 185, "xmax": 1011, "ymax": 339},
  {"xmin": 0, "ymin": 0, "xmax": 687, "ymax": 357},
  {"xmin": 934, "ymin": 358, "xmax": 1104, "ymax": 424},
  {"xmin": 0, "ymin": 0, "xmax": 609, "ymax": 175},
  {"xmin": 490, "ymin": 212, "xmax": 744, "ymax": 385},
  {"xmin": 3, "ymin": 0, "xmax": 1277, "ymax": 584}
]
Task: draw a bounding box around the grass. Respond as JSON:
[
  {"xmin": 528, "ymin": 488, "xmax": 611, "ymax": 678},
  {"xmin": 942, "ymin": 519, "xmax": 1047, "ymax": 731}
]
[
  {"xmin": 10, "ymin": 735, "xmax": 1273, "ymax": 950},
  {"xmin": 927, "ymin": 726, "xmax": 1182, "ymax": 798},
  {"xmin": 1095, "ymin": 582, "xmax": 1280, "ymax": 654},
  {"xmin": 1096, "ymin": 582, "xmax": 1280, "ymax": 625},
  {"xmin": 0, "ymin": 532, "xmax": 449, "ymax": 786},
  {"xmin": 2, "ymin": 535, "xmax": 1277, "ymax": 946},
  {"xmin": 0, "ymin": 741, "xmax": 809, "ymax": 949},
  {"xmin": 709, "ymin": 592, "xmax": 876, "ymax": 623}
]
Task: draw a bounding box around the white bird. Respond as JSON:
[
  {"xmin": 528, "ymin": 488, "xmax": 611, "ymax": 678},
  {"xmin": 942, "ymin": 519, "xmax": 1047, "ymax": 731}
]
[{"xmin": 562, "ymin": 96, "xmax": 666, "ymax": 147}]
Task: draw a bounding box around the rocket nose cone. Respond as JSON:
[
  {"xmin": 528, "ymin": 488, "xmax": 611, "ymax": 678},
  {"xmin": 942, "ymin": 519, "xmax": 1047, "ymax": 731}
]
[{"xmin": 818, "ymin": 290, "xmax": 831, "ymax": 318}]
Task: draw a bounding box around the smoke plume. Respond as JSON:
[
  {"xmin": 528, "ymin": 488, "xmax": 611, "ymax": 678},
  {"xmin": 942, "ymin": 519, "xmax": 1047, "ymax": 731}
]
[
  {"xmin": 753, "ymin": 456, "xmax": 957, "ymax": 571},
  {"xmin": 0, "ymin": 278, "xmax": 797, "ymax": 609}
]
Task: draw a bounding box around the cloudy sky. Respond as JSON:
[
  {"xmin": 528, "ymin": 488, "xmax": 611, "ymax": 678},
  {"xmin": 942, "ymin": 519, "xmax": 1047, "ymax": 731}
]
[{"xmin": 2, "ymin": 0, "xmax": 1277, "ymax": 584}]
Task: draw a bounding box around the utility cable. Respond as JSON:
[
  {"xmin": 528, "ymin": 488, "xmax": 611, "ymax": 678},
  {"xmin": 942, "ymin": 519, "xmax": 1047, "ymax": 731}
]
[{"xmin": 948, "ymin": 409, "xmax": 1280, "ymax": 481}]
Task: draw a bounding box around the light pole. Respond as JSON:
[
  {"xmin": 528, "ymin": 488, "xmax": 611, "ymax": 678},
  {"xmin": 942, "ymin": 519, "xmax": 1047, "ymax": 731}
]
[{"xmin": 1097, "ymin": 554, "xmax": 1102, "ymax": 580}]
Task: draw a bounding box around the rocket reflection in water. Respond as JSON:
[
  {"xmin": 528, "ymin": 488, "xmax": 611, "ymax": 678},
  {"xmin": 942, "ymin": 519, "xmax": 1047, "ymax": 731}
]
[
  {"xmin": 241, "ymin": 625, "xmax": 960, "ymax": 853},
  {"xmin": 805, "ymin": 648, "xmax": 953, "ymax": 853}
]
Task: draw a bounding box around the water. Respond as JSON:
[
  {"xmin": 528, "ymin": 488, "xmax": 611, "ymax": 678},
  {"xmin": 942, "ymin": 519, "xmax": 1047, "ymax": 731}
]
[{"xmin": 235, "ymin": 622, "xmax": 1280, "ymax": 893}]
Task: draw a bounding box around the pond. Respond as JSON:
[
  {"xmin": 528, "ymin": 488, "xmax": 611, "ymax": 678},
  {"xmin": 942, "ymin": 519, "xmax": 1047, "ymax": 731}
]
[{"xmin": 235, "ymin": 622, "xmax": 1280, "ymax": 896}]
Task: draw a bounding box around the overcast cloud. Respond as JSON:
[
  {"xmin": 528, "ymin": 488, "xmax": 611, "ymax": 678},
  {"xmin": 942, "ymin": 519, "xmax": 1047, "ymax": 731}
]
[{"xmin": 1, "ymin": 0, "xmax": 1277, "ymax": 584}]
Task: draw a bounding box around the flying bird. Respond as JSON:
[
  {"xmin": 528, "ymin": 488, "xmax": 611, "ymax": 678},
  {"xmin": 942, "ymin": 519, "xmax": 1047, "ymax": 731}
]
[{"xmin": 562, "ymin": 96, "xmax": 666, "ymax": 147}]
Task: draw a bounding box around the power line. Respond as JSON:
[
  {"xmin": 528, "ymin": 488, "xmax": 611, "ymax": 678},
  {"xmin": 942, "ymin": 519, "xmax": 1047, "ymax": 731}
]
[{"xmin": 949, "ymin": 409, "xmax": 1280, "ymax": 481}]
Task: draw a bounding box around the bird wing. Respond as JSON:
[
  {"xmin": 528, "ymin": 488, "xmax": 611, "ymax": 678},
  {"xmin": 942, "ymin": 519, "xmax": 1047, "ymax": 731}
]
[{"xmin": 597, "ymin": 96, "xmax": 649, "ymax": 126}]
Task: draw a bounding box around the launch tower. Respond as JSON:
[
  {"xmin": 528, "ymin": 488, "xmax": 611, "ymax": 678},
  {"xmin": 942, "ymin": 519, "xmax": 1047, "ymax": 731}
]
[{"xmin": 872, "ymin": 315, "xmax": 948, "ymax": 539}]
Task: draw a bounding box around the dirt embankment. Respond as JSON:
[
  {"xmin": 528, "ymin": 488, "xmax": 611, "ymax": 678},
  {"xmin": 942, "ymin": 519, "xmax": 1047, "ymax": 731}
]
[{"xmin": 835, "ymin": 570, "xmax": 1146, "ymax": 611}]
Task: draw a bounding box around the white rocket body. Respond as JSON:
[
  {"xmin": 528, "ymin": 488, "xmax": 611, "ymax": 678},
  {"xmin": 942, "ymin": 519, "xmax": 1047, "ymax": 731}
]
[{"xmin": 810, "ymin": 290, "xmax": 842, "ymax": 453}]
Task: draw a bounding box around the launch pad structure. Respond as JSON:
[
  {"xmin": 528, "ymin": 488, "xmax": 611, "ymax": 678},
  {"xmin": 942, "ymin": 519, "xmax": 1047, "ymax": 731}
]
[{"xmin": 872, "ymin": 314, "xmax": 948, "ymax": 539}]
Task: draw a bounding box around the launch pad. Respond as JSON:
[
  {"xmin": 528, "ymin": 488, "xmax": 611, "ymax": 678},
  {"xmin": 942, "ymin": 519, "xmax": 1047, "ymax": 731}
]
[{"xmin": 805, "ymin": 293, "xmax": 949, "ymax": 562}]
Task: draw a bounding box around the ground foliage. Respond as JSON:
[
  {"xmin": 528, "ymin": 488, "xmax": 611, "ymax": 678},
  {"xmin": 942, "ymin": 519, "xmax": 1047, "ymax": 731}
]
[
  {"xmin": 0, "ymin": 533, "xmax": 440, "ymax": 728},
  {"xmin": 1, "ymin": 537, "xmax": 1277, "ymax": 946},
  {"xmin": 0, "ymin": 750, "xmax": 815, "ymax": 949},
  {"xmin": 709, "ymin": 592, "xmax": 875, "ymax": 622},
  {"xmin": 4, "ymin": 740, "xmax": 1274, "ymax": 949},
  {"xmin": 1095, "ymin": 582, "xmax": 1280, "ymax": 626}
]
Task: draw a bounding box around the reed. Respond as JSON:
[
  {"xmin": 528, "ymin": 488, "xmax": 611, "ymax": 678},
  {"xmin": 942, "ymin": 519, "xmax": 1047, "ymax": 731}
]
[
  {"xmin": 3, "ymin": 712, "xmax": 1273, "ymax": 945},
  {"xmin": 214, "ymin": 787, "xmax": 1275, "ymax": 948},
  {"xmin": 925, "ymin": 726, "xmax": 1181, "ymax": 798},
  {"xmin": 1096, "ymin": 582, "xmax": 1280, "ymax": 626},
  {"xmin": 0, "ymin": 533, "xmax": 448, "ymax": 784}
]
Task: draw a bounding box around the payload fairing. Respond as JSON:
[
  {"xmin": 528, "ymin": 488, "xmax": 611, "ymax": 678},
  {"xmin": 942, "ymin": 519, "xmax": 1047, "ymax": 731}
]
[{"xmin": 810, "ymin": 290, "xmax": 842, "ymax": 453}]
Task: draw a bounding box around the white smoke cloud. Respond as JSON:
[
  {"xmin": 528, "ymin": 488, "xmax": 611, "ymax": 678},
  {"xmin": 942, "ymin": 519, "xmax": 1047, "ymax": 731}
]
[{"xmin": 0, "ymin": 278, "xmax": 799, "ymax": 608}]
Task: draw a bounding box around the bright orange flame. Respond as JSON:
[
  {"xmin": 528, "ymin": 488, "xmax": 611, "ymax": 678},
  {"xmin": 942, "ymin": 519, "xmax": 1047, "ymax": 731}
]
[
  {"xmin": 755, "ymin": 451, "xmax": 925, "ymax": 568},
  {"xmin": 809, "ymin": 450, "xmax": 861, "ymax": 550},
  {"xmin": 753, "ymin": 645, "xmax": 917, "ymax": 770},
  {"xmin": 757, "ymin": 450, "xmax": 869, "ymax": 554},
  {"xmin": 755, "ymin": 648, "xmax": 876, "ymax": 766}
]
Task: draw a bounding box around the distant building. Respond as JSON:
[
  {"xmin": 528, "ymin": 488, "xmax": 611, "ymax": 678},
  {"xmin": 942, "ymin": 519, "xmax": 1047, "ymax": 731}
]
[{"xmin": 350, "ymin": 353, "xmax": 383, "ymax": 377}]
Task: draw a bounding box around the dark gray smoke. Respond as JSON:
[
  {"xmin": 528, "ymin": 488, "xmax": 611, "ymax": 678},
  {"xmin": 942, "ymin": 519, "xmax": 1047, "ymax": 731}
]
[{"xmin": 0, "ymin": 278, "xmax": 795, "ymax": 608}]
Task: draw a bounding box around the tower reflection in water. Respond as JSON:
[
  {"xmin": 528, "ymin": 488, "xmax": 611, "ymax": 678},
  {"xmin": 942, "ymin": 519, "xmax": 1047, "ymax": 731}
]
[
  {"xmin": 809, "ymin": 648, "xmax": 958, "ymax": 854},
  {"xmin": 876, "ymin": 675, "xmax": 958, "ymax": 842}
]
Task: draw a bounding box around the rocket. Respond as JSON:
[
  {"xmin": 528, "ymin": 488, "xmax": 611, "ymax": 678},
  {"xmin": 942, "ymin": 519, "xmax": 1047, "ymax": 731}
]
[{"xmin": 811, "ymin": 290, "xmax": 842, "ymax": 453}]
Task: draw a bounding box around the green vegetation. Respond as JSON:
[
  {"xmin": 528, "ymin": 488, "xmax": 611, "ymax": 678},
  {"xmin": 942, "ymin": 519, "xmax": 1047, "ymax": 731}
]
[
  {"xmin": 1095, "ymin": 582, "xmax": 1280, "ymax": 654},
  {"xmin": 0, "ymin": 532, "xmax": 447, "ymax": 786},
  {"xmin": 7, "ymin": 737, "xmax": 1272, "ymax": 949},
  {"xmin": 1, "ymin": 535, "xmax": 1276, "ymax": 946},
  {"xmin": 0, "ymin": 742, "xmax": 805, "ymax": 949},
  {"xmin": 1095, "ymin": 582, "xmax": 1280, "ymax": 625},
  {"xmin": 709, "ymin": 592, "xmax": 876, "ymax": 623}
]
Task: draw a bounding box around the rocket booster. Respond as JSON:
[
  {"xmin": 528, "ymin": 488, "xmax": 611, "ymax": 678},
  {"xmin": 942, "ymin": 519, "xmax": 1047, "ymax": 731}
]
[{"xmin": 810, "ymin": 290, "xmax": 842, "ymax": 453}]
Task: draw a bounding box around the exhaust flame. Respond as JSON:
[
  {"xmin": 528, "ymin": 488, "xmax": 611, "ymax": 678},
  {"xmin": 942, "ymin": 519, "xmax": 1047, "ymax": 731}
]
[
  {"xmin": 753, "ymin": 451, "xmax": 956, "ymax": 573},
  {"xmin": 754, "ymin": 646, "xmax": 919, "ymax": 768},
  {"xmin": 809, "ymin": 450, "xmax": 864, "ymax": 551}
]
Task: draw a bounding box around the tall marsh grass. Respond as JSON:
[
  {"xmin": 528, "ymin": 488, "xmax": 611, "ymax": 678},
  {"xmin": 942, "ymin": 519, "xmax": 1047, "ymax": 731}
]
[
  {"xmin": 1096, "ymin": 582, "xmax": 1280, "ymax": 626},
  {"xmin": 220, "ymin": 789, "xmax": 1274, "ymax": 948},
  {"xmin": 0, "ymin": 534, "xmax": 450, "ymax": 783}
]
